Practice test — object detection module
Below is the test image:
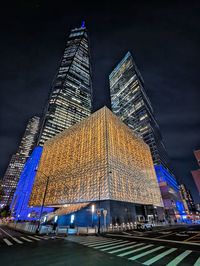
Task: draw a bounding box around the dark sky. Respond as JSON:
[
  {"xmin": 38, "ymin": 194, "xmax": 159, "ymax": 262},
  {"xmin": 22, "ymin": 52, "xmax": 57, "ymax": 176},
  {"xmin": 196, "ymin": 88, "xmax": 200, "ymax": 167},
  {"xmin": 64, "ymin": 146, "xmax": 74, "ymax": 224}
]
[{"xmin": 0, "ymin": 1, "xmax": 200, "ymax": 202}]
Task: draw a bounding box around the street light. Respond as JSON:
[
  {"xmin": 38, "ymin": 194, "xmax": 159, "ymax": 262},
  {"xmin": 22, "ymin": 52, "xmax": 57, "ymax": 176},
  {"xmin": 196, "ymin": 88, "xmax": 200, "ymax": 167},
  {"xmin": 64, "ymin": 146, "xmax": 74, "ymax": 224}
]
[
  {"xmin": 34, "ymin": 169, "xmax": 50, "ymax": 233},
  {"xmin": 91, "ymin": 204, "xmax": 95, "ymax": 227}
]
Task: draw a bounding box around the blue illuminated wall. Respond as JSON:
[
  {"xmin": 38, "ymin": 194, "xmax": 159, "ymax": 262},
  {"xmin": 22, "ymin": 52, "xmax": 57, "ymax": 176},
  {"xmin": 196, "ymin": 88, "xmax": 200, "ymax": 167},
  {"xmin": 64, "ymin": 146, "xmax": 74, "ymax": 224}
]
[
  {"xmin": 155, "ymin": 165, "xmax": 179, "ymax": 192},
  {"xmin": 10, "ymin": 146, "xmax": 54, "ymax": 220}
]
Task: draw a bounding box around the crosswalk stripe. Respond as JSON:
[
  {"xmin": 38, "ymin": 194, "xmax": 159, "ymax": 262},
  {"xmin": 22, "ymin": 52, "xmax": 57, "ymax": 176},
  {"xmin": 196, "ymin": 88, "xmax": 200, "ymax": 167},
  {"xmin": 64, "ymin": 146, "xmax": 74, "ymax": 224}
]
[
  {"xmin": 82, "ymin": 240, "xmax": 122, "ymax": 246},
  {"xmin": 20, "ymin": 237, "xmax": 33, "ymax": 242},
  {"xmin": 100, "ymin": 242, "xmax": 135, "ymax": 251},
  {"xmin": 194, "ymin": 256, "xmax": 200, "ymax": 266},
  {"xmin": 12, "ymin": 237, "xmax": 23, "ymax": 244},
  {"xmin": 3, "ymin": 238, "xmax": 13, "ymax": 246},
  {"xmin": 89, "ymin": 240, "xmax": 127, "ymax": 248},
  {"xmin": 33, "ymin": 235, "xmax": 44, "ymax": 238},
  {"xmin": 28, "ymin": 236, "xmax": 41, "ymax": 241},
  {"xmin": 128, "ymin": 246, "xmax": 165, "ymax": 261},
  {"xmin": 166, "ymin": 250, "xmax": 192, "ymax": 266},
  {"xmin": 78, "ymin": 238, "xmax": 116, "ymax": 243},
  {"xmin": 118, "ymin": 244, "xmax": 153, "ymax": 257},
  {"xmin": 143, "ymin": 248, "xmax": 177, "ymax": 265},
  {"xmin": 109, "ymin": 243, "xmax": 144, "ymax": 254}
]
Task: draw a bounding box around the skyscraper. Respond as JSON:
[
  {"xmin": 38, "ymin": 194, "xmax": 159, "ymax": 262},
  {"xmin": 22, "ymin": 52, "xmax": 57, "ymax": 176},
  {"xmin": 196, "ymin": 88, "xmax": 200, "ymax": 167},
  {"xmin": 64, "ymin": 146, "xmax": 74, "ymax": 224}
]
[
  {"xmin": 38, "ymin": 22, "xmax": 92, "ymax": 146},
  {"xmin": 109, "ymin": 52, "xmax": 184, "ymax": 220},
  {"xmin": 1, "ymin": 116, "xmax": 40, "ymax": 206},
  {"xmin": 10, "ymin": 23, "xmax": 93, "ymax": 218},
  {"xmin": 109, "ymin": 52, "xmax": 168, "ymax": 168}
]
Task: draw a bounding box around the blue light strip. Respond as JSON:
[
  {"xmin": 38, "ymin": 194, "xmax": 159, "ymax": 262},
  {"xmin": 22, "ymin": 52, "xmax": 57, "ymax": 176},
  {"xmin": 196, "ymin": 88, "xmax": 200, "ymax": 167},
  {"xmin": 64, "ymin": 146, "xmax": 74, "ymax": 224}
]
[{"xmin": 11, "ymin": 146, "xmax": 54, "ymax": 220}]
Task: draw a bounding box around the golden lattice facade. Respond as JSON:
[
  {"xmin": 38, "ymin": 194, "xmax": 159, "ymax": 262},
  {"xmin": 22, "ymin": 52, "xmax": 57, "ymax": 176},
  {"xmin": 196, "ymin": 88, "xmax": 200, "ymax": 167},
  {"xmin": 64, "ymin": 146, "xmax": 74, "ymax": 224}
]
[{"xmin": 29, "ymin": 107, "xmax": 163, "ymax": 207}]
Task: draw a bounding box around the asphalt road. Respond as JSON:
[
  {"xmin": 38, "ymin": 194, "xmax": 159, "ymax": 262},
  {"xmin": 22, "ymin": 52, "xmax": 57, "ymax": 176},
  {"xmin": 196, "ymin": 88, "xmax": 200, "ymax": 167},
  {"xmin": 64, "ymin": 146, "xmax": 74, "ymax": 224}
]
[
  {"xmin": 1, "ymin": 224, "xmax": 200, "ymax": 265},
  {"xmin": 0, "ymin": 225, "xmax": 139, "ymax": 266}
]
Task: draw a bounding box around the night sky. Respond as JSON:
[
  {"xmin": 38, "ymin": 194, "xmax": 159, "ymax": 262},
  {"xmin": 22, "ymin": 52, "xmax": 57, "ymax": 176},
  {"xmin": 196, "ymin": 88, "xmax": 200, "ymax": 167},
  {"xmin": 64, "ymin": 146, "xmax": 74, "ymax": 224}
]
[{"xmin": 0, "ymin": 1, "xmax": 200, "ymax": 202}]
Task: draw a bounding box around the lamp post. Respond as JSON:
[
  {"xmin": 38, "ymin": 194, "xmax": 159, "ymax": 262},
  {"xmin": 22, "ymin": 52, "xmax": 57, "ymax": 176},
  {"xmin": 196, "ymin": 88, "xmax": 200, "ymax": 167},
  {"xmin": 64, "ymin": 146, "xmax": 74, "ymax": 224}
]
[{"xmin": 35, "ymin": 169, "xmax": 50, "ymax": 233}]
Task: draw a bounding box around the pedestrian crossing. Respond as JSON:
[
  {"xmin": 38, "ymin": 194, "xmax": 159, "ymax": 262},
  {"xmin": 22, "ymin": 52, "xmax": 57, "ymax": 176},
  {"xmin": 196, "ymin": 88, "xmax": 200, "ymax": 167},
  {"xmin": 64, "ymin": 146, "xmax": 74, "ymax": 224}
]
[
  {"xmin": 67, "ymin": 236, "xmax": 200, "ymax": 265},
  {"xmin": 0, "ymin": 234, "xmax": 57, "ymax": 247}
]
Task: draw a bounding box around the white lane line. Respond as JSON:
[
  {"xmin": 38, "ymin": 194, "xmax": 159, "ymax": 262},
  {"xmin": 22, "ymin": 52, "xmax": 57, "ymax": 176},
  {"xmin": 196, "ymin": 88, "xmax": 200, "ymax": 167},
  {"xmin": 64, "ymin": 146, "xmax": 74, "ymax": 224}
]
[
  {"xmin": 28, "ymin": 236, "xmax": 41, "ymax": 241},
  {"xmin": 0, "ymin": 227, "xmax": 23, "ymax": 244},
  {"xmin": 100, "ymin": 242, "xmax": 134, "ymax": 251},
  {"xmin": 20, "ymin": 237, "xmax": 33, "ymax": 242},
  {"xmin": 128, "ymin": 246, "xmax": 165, "ymax": 261},
  {"xmin": 33, "ymin": 235, "xmax": 48, "ymax": 239},
  {"xmin": 109, "ymin": 243, "xmax": 143, "ymax": 254},
  {"xmin": 143, "ymin": 248, "xmax": 177, "ymax": 265},
  {"xmin": 118, "ymin": 244, "xmax": 154, "ymax": 257},
  {"xmin": 3, "ymin": 238, "xmax": 13, "ymax": 246},
  {"xmin": 82, "ymin": 240, "xmax": 122, "ymax": 246},
  {"xmin": 166, "ymin": 250, "xmax": 192, "ymax": 266},
  {"xmin": 107, "ymin": 233, "xmax": 200, "ymax": 247},
  {"xmin": 12, "ymin": 237, "xmax": 23, "ymax": 244},
  {"xmin": 194, "ymin": 256, "xmax": 200, "ymax": 266},
  {"xmin": 89, "ymin": 240, "xmax": 127, "ymax": 248},
  {"xmin": 78, "ymin": 238, "xmax": 116, "ymax": 243}
]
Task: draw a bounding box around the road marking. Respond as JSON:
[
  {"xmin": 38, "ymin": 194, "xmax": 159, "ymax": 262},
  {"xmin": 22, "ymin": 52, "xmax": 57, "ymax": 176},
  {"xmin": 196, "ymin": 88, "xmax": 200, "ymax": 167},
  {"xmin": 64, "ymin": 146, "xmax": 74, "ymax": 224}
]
[
  {"xmin": 28, "ymin": 236, "xmax": 41, "ymax": 241},
  {"xmin": 194, "ymin": 256, "xmax": 200, "ymax": 266},
  {"xmin": 100, "ymin": 242, "xmax": 133, "ymax": 251},
  {"xmin": 166, "ymin": 250, "xmax": 192, "ymax": 266},
  {"xmin": 109, "ymin": 243, "xmax": 143, "ymax": 254},
  {"xmin": 83, "ymin": 240, "xmax": 122, "ymax": 246},
  {"xmin": 90, "ymin": 241, "xmax": 128, "ymax": 248},
  {"xmin": 107, "ymin": 233, "xmax": 200, "ymax": 246},
  {"xmin": 143, "ymin": 248, "xmax": 177, "ymax": 265},
  {"xmin": 176, "ymin": 233, "xmax": 189, "ymax": 236},
  {"xmin": 12, "ymin": 237, "xmax": 23, "ymax": 244},
  {"xmin": 184, "ymin": 233, "xmax": 200, "ymax": 242},
  {"xmin": 155, "ymin": 232, "xmax": 177, "ymax": 239},
  {"xmin": 3, "ymin": 238, "xmax": 13, "ymax": 246},
  {"xmin": 128, "ymin": 246, "xmax": 165, "ymax": 261},
  {"xmin": 20, "ymin": 236, "xmax": 33, "ymax": 242},
  {"xmin": 118, "ymin": 244, "xmax": 153, "ymax": 257},
  {"xmin": 0, "ymin": 228, "xmax": 23, "ymax": 244}
]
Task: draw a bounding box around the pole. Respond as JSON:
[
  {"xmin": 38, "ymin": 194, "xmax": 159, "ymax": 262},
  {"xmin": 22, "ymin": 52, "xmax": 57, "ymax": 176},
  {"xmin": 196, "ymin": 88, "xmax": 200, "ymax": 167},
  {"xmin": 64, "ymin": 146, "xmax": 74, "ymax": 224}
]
[
  {"xmin": 98, "ymin": 175, "xmax": 101, "ymax": 234},
  {"xmin": 36, "ymin": 175, "xmax": 49, "ymax": 233}
]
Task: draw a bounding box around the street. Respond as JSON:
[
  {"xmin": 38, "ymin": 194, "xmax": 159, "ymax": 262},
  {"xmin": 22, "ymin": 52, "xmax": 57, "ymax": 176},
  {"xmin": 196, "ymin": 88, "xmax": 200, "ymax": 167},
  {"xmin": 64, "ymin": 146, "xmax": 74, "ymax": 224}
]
[{"xmin": 0, "ymin": 224, "xmax": 200, "ymax": 265}]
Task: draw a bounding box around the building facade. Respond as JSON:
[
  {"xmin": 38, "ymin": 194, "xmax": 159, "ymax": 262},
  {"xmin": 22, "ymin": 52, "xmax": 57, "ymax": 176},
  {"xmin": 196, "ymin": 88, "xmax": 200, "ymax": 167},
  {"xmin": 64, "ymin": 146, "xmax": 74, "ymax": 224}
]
[
  {"xmin": 179, "ymin": 184, "xmax": 196, "ymax": 213},
  {"xmin": 38, "ymin": 22, "xmax": 92, "ymax": 146},
  {"xmin": 191, "ymin": 149, "xmax": 200, "ymax": 196},
  {"xmin": 109, "ymin": 52, "xmax": 184, "ymax": 219},
  {"xmin": 10, "ymin": 146, "xmax": 54, "ymax": 220},
  {"xmin": 9, "ymin": 23, "xmax": 93, "ymax": 216},
  {"xmin": 29, "ymin": 107, "xmax": 163, "ymax": 226},
  {"xmin": 1, "ymin": 116, "xmax": 40, "ymax": 207},
  {"xmin": 109, "ymin": 52, "xmax": 169, "ymax": 168}
]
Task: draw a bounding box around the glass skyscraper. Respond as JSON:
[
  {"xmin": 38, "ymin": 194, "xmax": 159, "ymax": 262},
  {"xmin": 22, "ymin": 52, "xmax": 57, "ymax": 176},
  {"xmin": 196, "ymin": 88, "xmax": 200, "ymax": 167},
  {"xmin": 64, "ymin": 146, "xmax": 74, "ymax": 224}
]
[
  {"xmin": 8, "ymin": 23, "xmax": 93, "ymax": 217},
  {"xmin": 109, "ymin": 52, "xmax": 184, "ymax": 220},
  {"xmin": 38, "ymin": 22, "xmax": 92, "ymax": 146},
  {"xmin": 1, "ymin": 116, "xmax": 40, "ymax": 206},
  {"xmin": 109, "ymin": 51, "xmax": 169, "ymax": 169}
]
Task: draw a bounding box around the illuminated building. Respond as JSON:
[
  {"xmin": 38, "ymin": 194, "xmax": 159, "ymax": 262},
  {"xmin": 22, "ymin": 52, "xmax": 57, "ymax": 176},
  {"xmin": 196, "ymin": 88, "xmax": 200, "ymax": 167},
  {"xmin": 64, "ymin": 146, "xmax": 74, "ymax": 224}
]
[
  {"xmin": 109, "ymin": 51, "xmax": 169, "ymax": 168},
  {"xmin": 191, "ymin": 149, "xmax": 200, "ymax": 195},
  {"xmin": 8, "ymin": 22, "xmax": 92, "ymax": 217},
  {"xmin": 1, "ymin": 116, "xmax": 40, "ymax": 206},
  {"xmin": 155, "ymin": 165, "xmax": 185, "ymax": 220},
  {"xmin": 30, "ymin": 107, "xmax": 163, "ymax": 226},
  {"xmin": 109, "ymin": 52, "xmax": 184, "ymax": 220},
  {"xmin": 10, "ymin": 146, "xmax": 53, "ymax": 220},
  {"xmin": 38, "ymin": 21, "xmax": 92, "ymax": 146},
  {"xmin": 179, "ymin": 184, "xmax": 196, "ymax": 213}
]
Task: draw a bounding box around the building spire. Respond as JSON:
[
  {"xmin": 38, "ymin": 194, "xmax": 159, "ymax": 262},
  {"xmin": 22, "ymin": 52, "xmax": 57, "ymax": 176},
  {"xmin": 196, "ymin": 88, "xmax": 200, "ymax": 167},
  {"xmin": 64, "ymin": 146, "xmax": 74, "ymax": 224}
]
[{"xmin": 81, "ymin": 20, "xmax": 85, "ymax": 28}]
